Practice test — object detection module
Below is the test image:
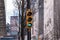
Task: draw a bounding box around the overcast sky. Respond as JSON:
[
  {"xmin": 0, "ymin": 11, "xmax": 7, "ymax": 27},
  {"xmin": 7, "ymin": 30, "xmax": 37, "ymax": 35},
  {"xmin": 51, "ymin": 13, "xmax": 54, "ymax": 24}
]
[{"xmin": 5, "ymin": 0, "xmax": 18, "ymax": 24}]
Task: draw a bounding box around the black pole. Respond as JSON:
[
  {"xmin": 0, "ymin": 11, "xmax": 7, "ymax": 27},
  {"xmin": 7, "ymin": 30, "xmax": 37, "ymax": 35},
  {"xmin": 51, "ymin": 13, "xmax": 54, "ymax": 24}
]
[
  {"xmin": 27, "ymin": 0, "xmax": 30, "ymax": 9},
  {"xmin": 26, "ymin": 0, "xmax": 31, "ymax": 40},
  {"xmin": 21, "ymin": 0, "xmax": 24, "ymax": 40},
  {"xmin": 27, "ymin": 29, "xmax": 31, "ymax": 40}
]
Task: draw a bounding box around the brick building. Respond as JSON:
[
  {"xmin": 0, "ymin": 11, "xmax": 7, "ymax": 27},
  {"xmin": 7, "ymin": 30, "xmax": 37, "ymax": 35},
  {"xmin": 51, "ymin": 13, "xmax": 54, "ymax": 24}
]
[{"xmin": 0, "ymin": 0, "xmax": 6, "ymax": 36}]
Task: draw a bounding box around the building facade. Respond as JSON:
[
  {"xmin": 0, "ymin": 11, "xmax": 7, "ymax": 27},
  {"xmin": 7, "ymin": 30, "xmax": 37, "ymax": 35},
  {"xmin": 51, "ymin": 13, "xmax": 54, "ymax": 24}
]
[
  {"xmin": 44, "ymin": 0, "xmax": 54, "ymax": 40},
  {"xmin": 44, "ymin": 0, "xmax": 60, "ymax": 40},
  {"xmin": 54, "ymin": 0, "xmax": 60, "ymax": 40},
  {"xmin": 0, "ymin": 0, "xmax": 6, "ymax": 36},
  {"xmin": 31, "ymin": 0, "xmax": 39, "ymax": 40},
  {"xmin": 38, "ymin": 0, "xmax": 44, "ymax": 40},
  {"xmin": 10, "ymin": 16, "xmax": 19, "ymax": 35}
]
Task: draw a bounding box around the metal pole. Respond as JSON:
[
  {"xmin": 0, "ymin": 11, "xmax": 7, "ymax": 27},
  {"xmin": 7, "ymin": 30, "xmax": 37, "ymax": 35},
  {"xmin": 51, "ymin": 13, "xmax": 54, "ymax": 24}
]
[
  {"xmin": 18, "ymin": 4, "xmax": 21, "ymax": 40},
  {"xmin": 26, "ymin": 0, "xmax": 31, "ymax": 40},
  {"xmin": 27, "ymin": 0, "xmax": 30, "ymax": 9},
  {"xmin": 21, "ymin": 0, "xmax": 24, "ymax": 40},
  {"xmin": 27, "ymin": 29, "xmax": 31, "ymax": 40}
]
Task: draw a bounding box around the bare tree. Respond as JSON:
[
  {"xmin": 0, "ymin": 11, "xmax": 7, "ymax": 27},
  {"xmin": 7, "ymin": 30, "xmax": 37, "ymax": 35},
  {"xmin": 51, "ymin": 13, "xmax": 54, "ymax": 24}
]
[{"xmin": 13, "ymin": 0, "xmax": 22, "ymax": 40}]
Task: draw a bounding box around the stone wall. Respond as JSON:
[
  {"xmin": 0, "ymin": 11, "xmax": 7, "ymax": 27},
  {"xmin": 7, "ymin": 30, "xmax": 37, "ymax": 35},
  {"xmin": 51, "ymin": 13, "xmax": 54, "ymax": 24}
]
[
  {"xmin": 44, "ymin": 0, "xmax": 54, "ymax": 40},
  {"xmin": 31, "ymin": 0, "xmax": 39, "ymax": 40},
  {"xmin": 54, "ymin": 0, "xmax": 60, "ymax": 40}
]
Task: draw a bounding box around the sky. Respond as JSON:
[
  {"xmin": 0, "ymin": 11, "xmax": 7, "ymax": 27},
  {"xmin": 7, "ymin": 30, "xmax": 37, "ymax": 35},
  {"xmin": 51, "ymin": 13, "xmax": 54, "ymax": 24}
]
[{"xmin": 4, "ymin": 0, "xmax": 19, "ymax": 24}]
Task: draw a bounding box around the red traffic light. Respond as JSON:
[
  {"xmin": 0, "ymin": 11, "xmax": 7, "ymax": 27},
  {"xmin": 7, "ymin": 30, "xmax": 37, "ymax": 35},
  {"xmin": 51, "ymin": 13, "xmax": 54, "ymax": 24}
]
[{"xmin": 27, "ymin": 12, "xmax": 32, "ymax": 16}]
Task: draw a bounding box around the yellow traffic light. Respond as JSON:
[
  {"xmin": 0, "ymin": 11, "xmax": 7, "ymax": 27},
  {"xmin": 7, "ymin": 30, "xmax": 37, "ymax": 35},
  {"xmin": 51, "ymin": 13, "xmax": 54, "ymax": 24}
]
[{"xmin": 26, "ymin": 9, "xmax": 32, "ymax": 29}]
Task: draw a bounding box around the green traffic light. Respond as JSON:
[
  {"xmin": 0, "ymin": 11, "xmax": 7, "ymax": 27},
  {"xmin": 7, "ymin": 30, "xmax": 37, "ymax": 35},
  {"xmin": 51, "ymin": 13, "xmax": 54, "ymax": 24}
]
[{"xmin": 27, "ymin": 23, "xmax": 32, "ymax": 27}]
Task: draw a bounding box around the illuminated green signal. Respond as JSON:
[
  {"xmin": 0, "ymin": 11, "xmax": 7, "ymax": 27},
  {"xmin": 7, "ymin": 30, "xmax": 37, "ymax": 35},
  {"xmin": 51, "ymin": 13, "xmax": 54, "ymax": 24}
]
[{"xmin": 27, "ymin": 23, "xmax": 32, "ymax": 27}]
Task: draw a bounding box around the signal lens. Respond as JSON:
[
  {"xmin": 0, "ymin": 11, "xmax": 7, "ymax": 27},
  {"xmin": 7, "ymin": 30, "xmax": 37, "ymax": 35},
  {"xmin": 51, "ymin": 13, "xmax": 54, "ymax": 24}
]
[
  {"xmin": 27, "ymin": 23, "xmax": 32, "ymax": 27},
  {"xmin": 28, "ymin": 17, "xmax": 32, "ymax": 22},
  {"xmin": 27, "ymin": 12, "xmax": 32, "ymax": 16}
]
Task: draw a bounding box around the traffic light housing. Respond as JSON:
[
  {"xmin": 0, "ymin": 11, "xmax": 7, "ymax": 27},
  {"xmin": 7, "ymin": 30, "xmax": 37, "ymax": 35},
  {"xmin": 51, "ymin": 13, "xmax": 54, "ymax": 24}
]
[{"xmin": 26, "ymin": 9, "xmax": 32, "ymax": 29}]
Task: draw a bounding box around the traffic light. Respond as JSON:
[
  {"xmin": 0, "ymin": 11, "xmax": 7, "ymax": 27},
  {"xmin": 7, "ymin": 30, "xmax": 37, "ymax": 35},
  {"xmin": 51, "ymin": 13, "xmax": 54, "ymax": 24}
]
[{"xmin": 26, "ymin": 9, "xmax": 32, "ymax": 29}]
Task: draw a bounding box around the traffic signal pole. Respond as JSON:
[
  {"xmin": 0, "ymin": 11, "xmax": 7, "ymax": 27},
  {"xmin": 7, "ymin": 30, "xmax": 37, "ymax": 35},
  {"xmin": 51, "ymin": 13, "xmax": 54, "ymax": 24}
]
[
  {"xmin": 21, "ymin": 0, "xmax": 24, "ymax": 40},
  {"xmin": 27, "ymin": 0, "xmax": 30, "ymax": 9},
  {"xmin": 26, "ymin": 0, "xmax": 31, "ymax": 40},
  {"xmin": 27, "ymin": 29, "xmax": 31, "ymax": 40}
]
